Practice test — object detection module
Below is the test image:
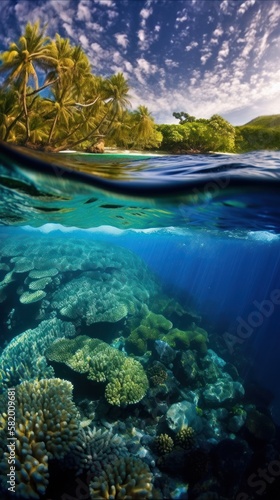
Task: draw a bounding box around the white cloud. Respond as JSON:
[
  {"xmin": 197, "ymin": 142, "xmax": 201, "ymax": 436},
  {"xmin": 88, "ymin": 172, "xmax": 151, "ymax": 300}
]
[
  {"xmin": 86, "ymin": 22, "xmax": 103, "ymax": 33},
  {"xmin": 201, "ymin": 53, "xmax": 212, "ymax": 65},
  {"xmin": 176, "ymin": 8, "xmax": 188, "ymax": 23},
  {"xmin": 123, "ymin": 60, "xmax": 133, "ymax": 73},
  {"xmin": 267, "ymin": 2, "xmax": 280, "ymax": 29},
  {"xmin": 165, "ymin": 59, "xmax": 179, "ymax": 68},
  {"xmin": 137, "ymin": 26, "xmax": 157, "ymax": 51},
  {"xmin": 213, "ymin": 25, "xmax": 223, "ymax": 38},
  {"xmin": 77, "ymin": 0, "xmax": 92, "ymax": 21},
  {"xmin": 220, "ymin": 0, "xmax": 229, "ymax": 13},
  {"xmin": 107, "ymin": 9, "xmax": 118, "ymax": 20},
  {"xmin": 136, "ymin": 58, "xmax": 157, "ymax": 74},
  {"xmin": 140, "ymin": 7, "xmax": 153, "ymax": 19},
  {"xmin": 94, "ymin": 0, "xmax": 115, "ymax": 6},
  {"xmin": 217, "ymin": 40, "xmax": 229, "ymax": 62},
  {"xmin": 114, "ymin": 33, "xmax": 129, "ymax": 49},
  {"xmin": 237, "ymin": 0, "xmax": 256, "ymax": 16},
  {"xmin": 79, "ymin": 34, "xmax": 89, "ymax": 49},
  {"xmin": 185, "ymin": 41, "xmax": 198, "ymax": 51},
  {"xmin": 138, "ymin": 29, "xmax": 146, "ymax": 44},
  {"xmin": 200, "ymin": 46, "xmax": 212, "ymax": 65}
]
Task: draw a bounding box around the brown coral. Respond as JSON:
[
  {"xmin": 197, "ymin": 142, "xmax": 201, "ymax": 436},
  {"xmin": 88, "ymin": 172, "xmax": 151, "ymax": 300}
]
[
  {"xmin": 147, "ymin": 363, "xmax": 168, "ymax": 386},
  {"xmin": 155, "ymin": 433, "xmax": 174, "ymax": 455},
  {"xmin": 89, "ymin": 456, "xmax": 153, "ymax": 499},
  {"xmin": 0, "ymin": 378, "xmax": 79, "ymax": 499},
  {"xmin": 175, "ymin": 426, "xmax": 196, "ymax": 450}
]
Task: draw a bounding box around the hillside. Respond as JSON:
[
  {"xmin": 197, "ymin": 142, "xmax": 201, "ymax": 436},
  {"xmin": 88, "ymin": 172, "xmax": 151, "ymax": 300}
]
[
  {"xmin": 244, "ymin": 114, "xmax": 280, "ymax": 128},
  {"xmin": 236, "ymin": 114, "xmax": 280, "ymax": 151}
]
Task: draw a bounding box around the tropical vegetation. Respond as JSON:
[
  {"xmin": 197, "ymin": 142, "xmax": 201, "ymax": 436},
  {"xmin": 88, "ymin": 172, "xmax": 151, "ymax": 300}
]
[
  {"xmin": 0, "ymin": 22, "xmax": 279, "ymax": 154},
  {"xmin": 235, "ymin": 115, "xmax": 280, "ymax": 152},
  {"xmin": 0, "ymin": 22, "xmax": 161, "ymax": 151}
]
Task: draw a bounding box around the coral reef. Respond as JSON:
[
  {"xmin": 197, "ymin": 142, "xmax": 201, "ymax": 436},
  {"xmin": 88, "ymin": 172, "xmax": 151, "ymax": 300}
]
[
  {"xmin": 147, "ymin": 362, "xmax": 168, "ymax": 386},
  {"xmin": 125, "ymin": 309, "xmax": 173, "ymax": 355},
  {"xmin": 126, "ymin": 309, "xmax": 208, "ymax": 357},
  {"xmin": 175, "ymin": 426, "xmax": 196, "ymax": 450},
  {"xmin": 155, "ymin": 434, "xmax": 174, "ymax": 455},
  {"xmin": 89, "ymin": 456, "xmax": 153, "ymax": 499},
  {"xmin": 0, "ymin": 378, "xmax": 79, "ymax": 499},
  {"xmin": 0, "ymin": 318, "xmax": 75, "ymax": 392},
  {"xmin": 67, "ymin": 425, "xmax": 128, "ymax": 475},
  {"xmin": 162, "ymin": 325, "xmax": 208, "ymax": 354},
  {"xmin": 0, "ymin": 237, "xmax": 160, "ymax": 325},
  {"xmin": 46, "ymin": 335, "xmax": 149, "ymax": 406}
]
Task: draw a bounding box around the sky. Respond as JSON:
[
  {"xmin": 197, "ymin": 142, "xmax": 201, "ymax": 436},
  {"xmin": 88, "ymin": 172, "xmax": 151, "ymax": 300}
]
[{"xmin": 0, "ymin": 0, "xmax": 280, "ymax": 125}]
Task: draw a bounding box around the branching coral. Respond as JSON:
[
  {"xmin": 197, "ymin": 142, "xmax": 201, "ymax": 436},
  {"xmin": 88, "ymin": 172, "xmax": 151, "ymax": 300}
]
[
  {"xmin": 147, "ymin": 362, "xmax": 168, "ymax": 386},
  {"xmin": 67, "ymin": 426, "xmax": 128, "ymax": 475},
  {"xmin": 155, "ymin": 434, "xmax": 174, "ymax": 455},
  {"xmin": 175, "ymin": 426, "xmax": 196, "ymax": 450},
  {"xmin": 89, "ymin": 456, "xmax": 153, "ymax": 499},
  {"xmin": 0, "ymin": 378, "xmax": 79, "ymax": 499},
  {"xmin": 46, "ymin": 335, "xmax": 149, "ymax": 406},
  {"xmin": 0, "ymin": 318, "xmax": 76, "ymax": 392}
]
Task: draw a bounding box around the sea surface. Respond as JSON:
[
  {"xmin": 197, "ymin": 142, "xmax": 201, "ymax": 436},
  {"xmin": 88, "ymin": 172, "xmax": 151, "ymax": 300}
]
[{"xmin": 0, "ymin": 143, "xmax": 280, "ymax": 500}]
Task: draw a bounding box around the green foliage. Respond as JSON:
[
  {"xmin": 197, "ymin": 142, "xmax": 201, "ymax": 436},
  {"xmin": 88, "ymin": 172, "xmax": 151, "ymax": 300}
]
[
  {"xmin": 173, "ymin": 111, "xmax": 196, "ymax": 124},
  {"xmin": 159, "ymin": 114, "xmax": 236, "ymax": 153},
  {"xmin": 0, "ymin": 22, "xmax": 159, "ymax": 151},
  {"xmin": 244, "ymin": 114, "xmax": 280, "ymax": 128},
  {"xmin": 236, "ymin": 125, "xmax": 280, "ymax": 152}
]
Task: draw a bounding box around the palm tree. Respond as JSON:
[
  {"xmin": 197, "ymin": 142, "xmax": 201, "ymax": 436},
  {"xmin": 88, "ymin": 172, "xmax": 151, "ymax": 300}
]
[
  {"xmin": 130, "ymin": 105, "xmax": 161, "ymax": 148},
  {"xmin": 44, "ymin": 76, "xmax": 80, "ymax": 146},
  {"xmin": 0, "ymin": 21, "xmax": 56, "ymax": 143},
  {"xmin": 101, "ymin": 73, "xmax": 131, "ymax": 134},
  {"xmin": 0, "ymin": 86, "xmax": 19, "ymax": 140}
]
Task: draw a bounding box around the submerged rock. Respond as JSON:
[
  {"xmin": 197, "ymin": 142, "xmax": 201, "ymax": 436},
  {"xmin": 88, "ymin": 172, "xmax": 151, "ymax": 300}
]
[
  {"xmin": 202, "ymin": 378, "xmax": 245, "ymax": 405},
  {"xmin": 166, "ymin": 401, "xmax": 198, "ymax": 432},
  {"xmin": 154, "ymin": 340, "xmax": 176, "ymax": 366}
]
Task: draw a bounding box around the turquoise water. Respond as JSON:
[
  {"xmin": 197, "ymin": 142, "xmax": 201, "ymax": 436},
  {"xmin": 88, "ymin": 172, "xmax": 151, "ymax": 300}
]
[{"xmin": 0, "ymin": 143, "xmax": 280, "ymax": 499}]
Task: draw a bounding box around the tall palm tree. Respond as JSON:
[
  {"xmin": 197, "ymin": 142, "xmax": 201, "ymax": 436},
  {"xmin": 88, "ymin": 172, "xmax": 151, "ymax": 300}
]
[
  {"xmin": 45, "ymin": 76, "xmax": 80, "ymax": 146},
  {"xmin": 131, "ymin": 105, "xmax": 157, "ymax": 148},
  {"xmin": 101, "ymin": 73, "xmax": 131, "ymax": 134},
  {"xmin": 0, "ymin": 21, "xmax": 56, "ymax": 142}
]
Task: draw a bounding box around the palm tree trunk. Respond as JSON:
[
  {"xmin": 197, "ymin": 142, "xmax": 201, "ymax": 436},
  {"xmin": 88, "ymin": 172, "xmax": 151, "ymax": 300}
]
[
  {"xmin": 56, "ymin": 107, "xmax": 110, "ymax": 152},
  {"xmin": 47, "ymin": 112, "xmax": 59, "ymax": 145},
  {"xmin": 23, "ymin": 73, "xmax": 30, "ymax": 144}
]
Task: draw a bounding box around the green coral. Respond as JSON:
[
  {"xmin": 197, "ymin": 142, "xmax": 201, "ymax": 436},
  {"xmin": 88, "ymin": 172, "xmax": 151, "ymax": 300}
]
[
  {"xmin": 46, "ymin": 336, "xmax": 149, "ymax": 406},
  {"xmin": 126, "ymin": 308, "xmax": 208, "ymax": 356},
  {"xmin": 162, "ymin": 325, "xmax": 208, "ymax": 354},
  {"xmin": 105, "ymin": 357, "xmax": 149, "ymax": 406},
  {"xmin": 126, "ymin": 310, "xmax": 173, "ymax": 355}
]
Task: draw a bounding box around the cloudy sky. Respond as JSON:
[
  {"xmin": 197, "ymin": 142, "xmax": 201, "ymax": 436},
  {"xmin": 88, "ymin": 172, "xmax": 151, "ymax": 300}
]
[{"xmin": 0, "ymin": 0, "xmax": 280, "ymax": 124}]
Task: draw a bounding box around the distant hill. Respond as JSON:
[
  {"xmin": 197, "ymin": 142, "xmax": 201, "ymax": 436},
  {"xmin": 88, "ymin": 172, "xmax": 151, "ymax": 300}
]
[
  {"xmin": 236, "ymin": 114, "xmax": 280, "ymax": 151},
  {"xmin": 244, "ymin": 114, "xmax": 280, "ymax": 128}
]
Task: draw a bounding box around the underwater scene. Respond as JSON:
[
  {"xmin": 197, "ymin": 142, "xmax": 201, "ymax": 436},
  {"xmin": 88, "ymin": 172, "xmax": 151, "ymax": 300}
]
[{"xmin": 0, "ymin": 145, "xmax": 280, "ymax": 500}]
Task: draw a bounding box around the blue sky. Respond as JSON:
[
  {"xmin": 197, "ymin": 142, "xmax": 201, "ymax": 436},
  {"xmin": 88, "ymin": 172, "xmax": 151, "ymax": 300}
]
[{"xmin": 0, "ymin": 0, "xmax": 280, "ymax": 125}]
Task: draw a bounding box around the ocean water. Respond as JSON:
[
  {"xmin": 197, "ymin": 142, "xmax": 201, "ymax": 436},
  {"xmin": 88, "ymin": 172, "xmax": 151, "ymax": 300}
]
[{"xmin": 0, "ymin": 143, "xmax": 280, "ymax": 500}]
